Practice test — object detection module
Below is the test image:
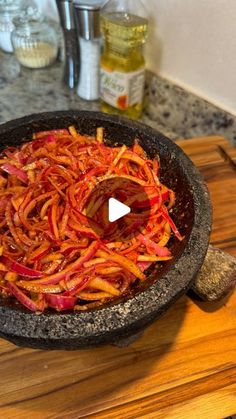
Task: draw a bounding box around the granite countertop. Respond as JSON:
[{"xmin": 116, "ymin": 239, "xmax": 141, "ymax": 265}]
[{"xmin": 0, "ymin": 51, "xmax": 236, "ymax": 144}]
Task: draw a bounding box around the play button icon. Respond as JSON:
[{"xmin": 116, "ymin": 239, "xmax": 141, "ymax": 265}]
[
  {"xmin": 108, "ymin": 198, "xmax": 131, "ymax": 222},
  {"xmin": 85, "ymin": 176, "xmax": 152, "ymax": 242}
]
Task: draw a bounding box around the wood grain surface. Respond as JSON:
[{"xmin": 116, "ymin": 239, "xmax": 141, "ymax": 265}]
[
  {"xmin": 181, "ymin": 135, "xmax": 236, "ymax": 257},
  {"xmin": 0, "ymin": 136, "xmax": 236, "ymax": 419}
]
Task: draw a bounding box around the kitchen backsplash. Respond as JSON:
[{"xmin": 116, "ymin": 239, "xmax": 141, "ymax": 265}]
[{"xmin": 36, "ymin": 0, "xmax": 236, "ymax": 116}]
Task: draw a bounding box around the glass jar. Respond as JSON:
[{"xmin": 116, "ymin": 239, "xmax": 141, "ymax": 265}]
[
  {"xmin": 0, "ymin": 0, "xmax": 21, "ymax": 53},
  {"xmin": 11, "ymin": 8, "xmax": 59, "ymax": 69}
]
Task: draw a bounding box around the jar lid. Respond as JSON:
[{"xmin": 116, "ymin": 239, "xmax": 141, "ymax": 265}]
[
  {"xmin": 0, "ymin": 0, "xmax": 20, "ymax": 14},
  {"xmin": 73, "ymin": 0, "xmax": 106, "ymax": 11},
  {"xmin": 13, "ymin": 6, "xmax": 45, "ymax": 31},
  {"xmin": 14, "ymin": 5, "xmax": 42, "ymax": 22}
]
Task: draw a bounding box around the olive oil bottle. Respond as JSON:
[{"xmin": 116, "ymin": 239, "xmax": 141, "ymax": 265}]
[{"xmin": 100, "ymin": 0, "xmax": 148, "ymax": 119}]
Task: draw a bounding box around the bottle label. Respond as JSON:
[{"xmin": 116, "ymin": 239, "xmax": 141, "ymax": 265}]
[{"xmin": 100, "ymin": 67, "xmax": 145, "ymax": 110}]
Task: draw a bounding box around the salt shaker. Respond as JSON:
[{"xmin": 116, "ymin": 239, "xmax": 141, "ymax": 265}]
[{"xmin": 73, "ymin": 0, "xmax": 104, "ymax": 101}]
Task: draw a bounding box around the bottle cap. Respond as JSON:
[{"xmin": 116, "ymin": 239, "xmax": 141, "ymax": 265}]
[
  {"xmin": 73, "ymin": 0, "xmax": 106, "ymax": 40},
  {"xmin": 102, "ymin": 0, "xmax": 148, "ymax": 19}
]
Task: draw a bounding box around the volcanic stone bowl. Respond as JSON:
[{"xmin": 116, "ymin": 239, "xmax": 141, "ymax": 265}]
[{"xmin": 0, "ymin": 111, "xmax": 211, "ymax": 349}]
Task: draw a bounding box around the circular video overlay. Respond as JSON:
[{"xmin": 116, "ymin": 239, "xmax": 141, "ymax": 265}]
[{"xmin": 85, "ymin": 176, "xmax": 152, "ymax": 242}]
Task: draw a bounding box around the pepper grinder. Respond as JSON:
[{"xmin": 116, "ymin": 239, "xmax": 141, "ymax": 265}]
[
  {"xmin": 56, "ymin": 0, "xmax": 79, "ymax": 89},
  {"xmin": 73, "ymin": 1, "xmax": 104, "ymax": 101}
]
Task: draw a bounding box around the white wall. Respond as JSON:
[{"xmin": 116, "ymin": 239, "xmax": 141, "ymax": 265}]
[
  {"xmin": 38, "ymin": 0, "xmax": 236, "ymax": 114},
  {"xmin": 146, "ymin": 0, "xmax": 236, "ymax": 115}
]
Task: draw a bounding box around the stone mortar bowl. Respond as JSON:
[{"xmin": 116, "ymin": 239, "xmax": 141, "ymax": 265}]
[{"xmin": 0, "ymin": 111, "xmax": 212, "ymax": 349}]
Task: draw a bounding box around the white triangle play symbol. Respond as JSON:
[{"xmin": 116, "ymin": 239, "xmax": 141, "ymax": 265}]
[{"xmin": 108, "ymin": 197, "xmax": 131, "ymax": 223}]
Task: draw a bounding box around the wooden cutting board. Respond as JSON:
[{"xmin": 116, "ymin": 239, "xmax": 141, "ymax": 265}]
[
  {"xmin": 0, "ymin": 136, "xmax": 236, "ymax": 419},
  {"xmin": 180, "ymin": 135, "xmax": 236, "ymax": 257}
]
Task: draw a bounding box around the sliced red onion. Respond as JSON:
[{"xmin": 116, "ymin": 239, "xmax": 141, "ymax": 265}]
[
  {"xmin": 1, "ymin": 256, "xmax": 44, "ymax": 278},
  {"xmin": 64, "ymin": 276, "xmax": 91, "ymax": 296},
  {"xmin": 137, "ymin": 261, "xmax": 152, "ymax": 272},
  {"xmin": 7, "ymin": 281, "xmax": 40, "ymax": 312},
  {"xmin": 138, "ymin": 234, "xmax": 171, "ymax": 257},
  {"xmin": 45, "ymin": 294, "xmax": 77, "ymax": 311},
  {"xmin": 31, "ymin": 135, "xmax": 56, "ymax": 150},
  {"xmin": 1, "ymin": 163, "xmax": 28, "ymax": 184}
]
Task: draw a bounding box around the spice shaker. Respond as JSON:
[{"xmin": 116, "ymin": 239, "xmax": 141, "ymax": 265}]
[
  {"xmin": 73, "ymin": 0, "xmax": 104, "ymax": 101},
  {"xmin": 11, "ymin": 7, "xmax": 59, "ymax": 69},
  {"xmin": 0, "ymin": 0, "xmax": 21, "ymax": 53},
  {"xmin": 56, "ymin": 0, "xmax": 79, "ymax": 89}
]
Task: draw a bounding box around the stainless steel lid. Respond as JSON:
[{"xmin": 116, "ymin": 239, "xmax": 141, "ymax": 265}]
[{"xmin": 73, "ymin": 0, "xmax": 105, "ymax": 40}]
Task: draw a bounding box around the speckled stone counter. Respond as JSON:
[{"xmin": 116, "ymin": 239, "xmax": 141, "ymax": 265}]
[{"xmin": 0, "ymin": 51, "xmax": 236, "ymax": 144}]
